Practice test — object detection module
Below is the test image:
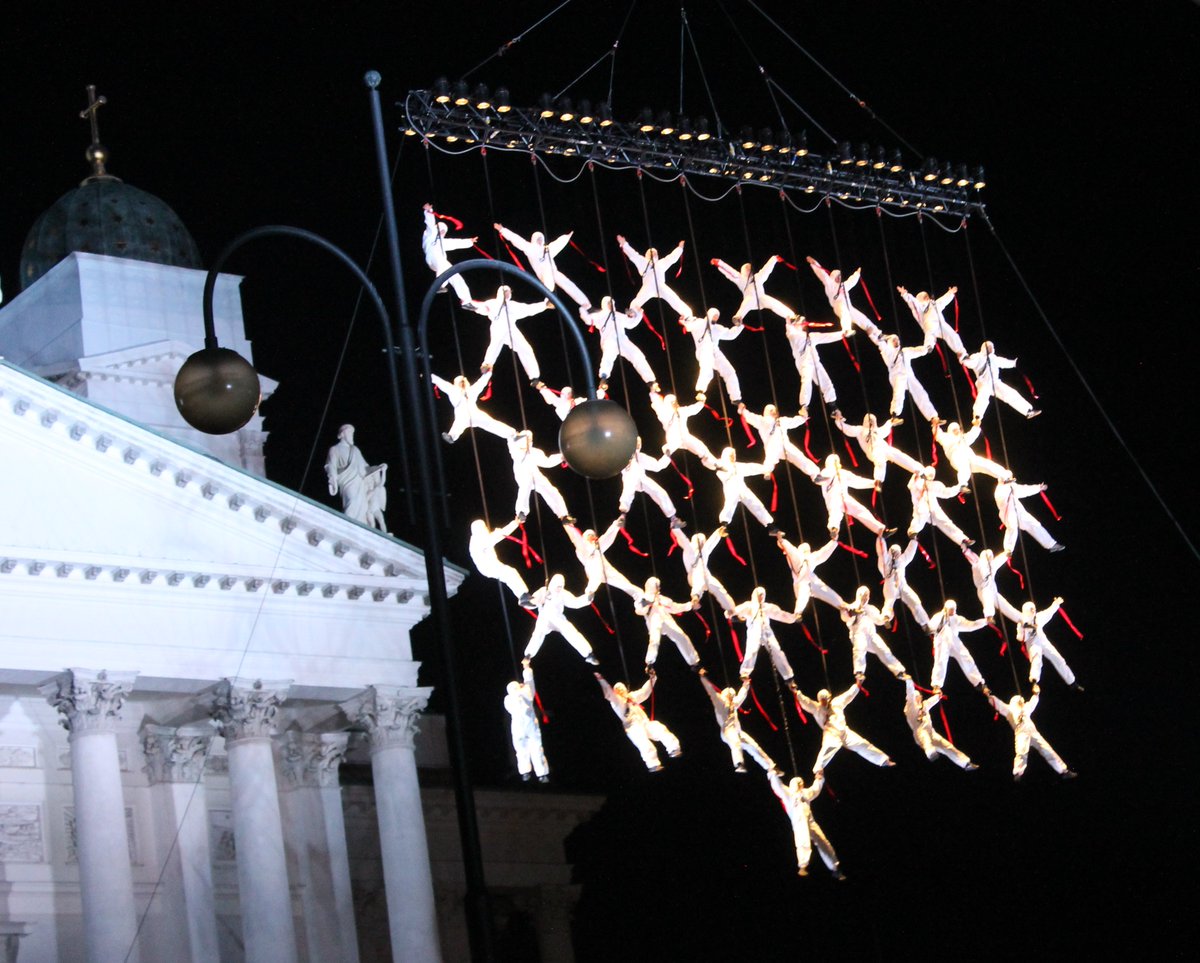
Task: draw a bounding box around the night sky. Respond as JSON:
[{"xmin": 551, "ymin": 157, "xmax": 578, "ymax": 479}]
[{"xmin": 2, "ymin": 3, "xmax": 1197, "ymax": 959}]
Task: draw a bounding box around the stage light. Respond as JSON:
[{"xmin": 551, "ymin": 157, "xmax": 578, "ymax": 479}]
[
  {"xmin": 695, "ymin": 116, "xmax": 711, "ymax": 141},
  {"xmin": 740, "ymin": 127, "xmax": 757, "ymax": 149},
  {"xmin": 956, "ymin": 164, "xmax": 971, "ymax": 187},
  {"xmin": 776, "ymin": 130, "xmax": 792, "ymax": 154},
  {"xmin": 433, "ymin": 77, "xmax": 451, "ymax": 104},
  {"xmin": 839, "ymin": 142, "xmax": 853, "ymax": 165},
  {"xmin": 676, "ymin": 116, "xmax": 691, "ymax": 140},
  {"xmin": 974, "ymin": 165, "xmax": 987, "ymax": 189},
  {"xmin": 795, "ymin": 130, "xmax": 808, "ymax": 156},
  {"xmin": 495, "ymin": 87, "xmax": 511, "ymax": 113},
  {"xmin": 452, "ymin": 81, "xmax": 470, "ymax": 106},
  {"xmin": 598, "ymin": 102, "xmax": 614, "ymax": 126},
  {"xmin": 639, "ymin": 108, "xmax": 656, "ymax": 132},
  {"xmin": 855, "ymin": 143, "xmax": 870, "ymax": 167},
  {"xmin": 658, "ymin": 111, "xmax": 675, "ymax": 135},
  {"xmin": 872, "ymin": 146, "xmax": 887, "ymax": 169},
  {"xmin": 939, "ymin": 163, "xmax": 956, "ymax": 186},
  {"xmin": 473, "ymin": 84, "xmax": 491, "ymax": 110},
  {"xmin": 557, "ymin": 98, "xmax": 575, "ymax": 122},
  {"xmin": 578, "ymin": 100, "xmax": 594, "ymax": 124},
  {"xmin": 759, "ymin": 128, "xmax": 774, "ymax": 151},
  {"xmin": 889, "ymin": 149, "xmax": 903, "ymax": 172},
  {"xmin": 922, "ymin": 157, "xmax": 939, "ymax": 182},
  {"xmin": 539, "ymin": 93, "xmax": 555, "ymax": 119}
]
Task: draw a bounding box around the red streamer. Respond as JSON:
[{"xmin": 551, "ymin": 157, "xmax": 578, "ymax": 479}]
[
  {"xmin": 739, "ymin": 412, "xmax": 758, "ymax": 448},
  {"xmin": 668, "ymin": 456, "xmax": 695, "ymax": 499},
  {"xmin": 1057, "ymin": 606, "xmax": 1085, "ymax": 639},
  {"xmin": 769, "ymin": 473, "xmax": 778, "ymax": 513},
  {"xmin": 724, "ymin": 535, "xmax": 748, "ymax": 566},
  {"xmin": 433, "ymin": 210, "xmax": 465, "ymax": 230},
  {"xmin": 841, "ymin": 438, "xmax": 859, "ymax": 468},
  {"xmin": 858, "ymin": 277, "xmax": 883, "ymax": 321},
  {"xmin": 619, "ymin": 527, "xmax": 649, "ymax": 557},
  {"xmin": 1005, "ymin": 555, "xmax": 1025, "ymax": 589},
  {"xmin": 589, "ymin": 601, "xmax": 616, "ymax": 635},
  {"xmin": 1040, "ymin": 489, "xmax": 1062, "ymax": 521},
  {"xmin": 569, "ymin": 239, "xmax": 607, "ymax": 273},
  {"xmin": 641, "ymin": 311, "xmax": 667, "ymax": 350}
]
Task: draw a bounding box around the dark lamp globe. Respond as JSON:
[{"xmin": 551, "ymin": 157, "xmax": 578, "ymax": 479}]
[
  {"xmin": 174, "ymin": 347, "xmax": 262, "ymax": 434},
  {"xmin": 559, "ymin": 398, "xmax": 638, "ymax": 479}
]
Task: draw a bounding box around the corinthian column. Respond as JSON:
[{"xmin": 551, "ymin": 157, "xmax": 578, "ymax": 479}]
[
  {"xmin": 211, "ymin": 679, "xmax": 297, "ymax": 963},
  {"xmin": 40, "ymin": 668, "xmax": 140, "ymax": 963},
  {"xmin": 341, "ymin": 686, "xmax": 441, "ymax": 963}
]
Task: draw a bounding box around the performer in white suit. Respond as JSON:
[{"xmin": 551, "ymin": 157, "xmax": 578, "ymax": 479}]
[
  {"xmin": 897, "ymin": 285, "xmax": 967, "ymax": 360},
  {"xmin": 739, "ymin": 403, "xmax": 819, "ymax": 478},
  {"xmin": 711, "ymin": 256, "xmax": 796, "ymax": 322},
  {"xmin": 494, "ymin": 222, "xmax": 592, "ymax": 308},
  {"xmin": 933, "ymin": 418, "xmax": 1008, "ymax": 490},
  {"xmin": 731, "ymin": 587, "xmax": 800, "ymax": 685},
  {"xmin": 902, "ymin": 677, "xmax": 977, "ymax": 770},
  {"xmin": 617, "ymin": 235, "xmax": 692, "ymax": 318},
  {"xmin": 775, "ymin": 534, "xmax": 845, "ymax": 615},
  {"xmin": 699, "ymin": 670, "xmax": 773, "ymax": 773},
  {"xmin": 505, "ymin": 661, "xmax": 549, "ymax": 781},
  {"xmin": 795, "ymin": 685, "xmax": 895, "ymax": 772},
  {"xmin": 468, "ymin": 517, "xmax": 529, "ymax": 601},
  {"xmin": 680, "ymin": 307, "xmax": 744, "ymax": 402},
  {"xmin": 635, "ymin": 577, "xmax": 701, "ymax": 670},
  {"xmin": 965, "ymin": 340, "xmax": 1040, "ymax": 421},
  {"xmin": 928, "ymin": 599, "xmax": 988, "ymax": 691},
  {"xmin": 594, "ymin": 670, "xmax": 681, "ymax": 771},
  {"xmin": 994, "ymin": 474, "xmax": 1064, "ymax": 553},
  {"xmin": 767, "ymin": 767, "xmax": 844, "ymax": 879},
  {"xmin": 784, "ymin": 315, "xmax": 844, "ymax": 414},
  {"xmin": 835, "ymin": 411, "xmax": 925, "ymax": 486},
  {"xmin": 470, "ymin": 285, "xmax": 553, "ymax": 381},
  {"xmin": 431, "ymin": 370, "xmax": 514, "ymax": 442},
  {"xmin": 984, "ymin": 683, "xmax": 1076, "ymax": 780},
  {"xmin": 875, "ymin": 535, "xmax": 932, "ymax": 630},
  {"xmin": 839, "ymin": 586, "xmax": 910, "ymax": 681},
  {"xmin": 1017, "ymin": 598, "xmax": 1080, "ymax": 688},
  {"xmin": 522, "ymin": 574, "xmax": 598, "ymax": 663},
  {"xmin": 584, "ymin": 297, "xmax": 658, "ymax": 388},
  {"xmin": 806, "ymin": 256, "xmax": 880, "ymax": 338},
  {"xmin": 421, "ymin": 203, "xmax": 477, "ymax": 304}
]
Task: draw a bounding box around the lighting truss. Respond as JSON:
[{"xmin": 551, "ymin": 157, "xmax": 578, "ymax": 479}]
[{"xmin": 402, "ymin": 86, "xmax": 987, "ymax": 218}]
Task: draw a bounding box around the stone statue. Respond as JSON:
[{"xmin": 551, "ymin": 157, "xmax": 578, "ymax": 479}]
[{"xmin": 325, "ymin": 424, "xmax": 387, "ymax": 530}]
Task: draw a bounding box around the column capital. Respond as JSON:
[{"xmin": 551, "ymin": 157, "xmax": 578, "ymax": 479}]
[
  {"xmin": 279, "ymin": 731, "xmax": 349, "ymax": 790},
  {"xmin": 40, "ymin": 668, "xmax": 138, "ymax": 735},
  {"xmin": 141, "ymin": 724, "xmax": 212, "ymax": 785},
  {"xmin": 212, "ymin": 678, "xmax": 291, "ymax": 743},
  {"xmin": 340, "ymin": 686, "xmax": 432, "ymax": 752}
]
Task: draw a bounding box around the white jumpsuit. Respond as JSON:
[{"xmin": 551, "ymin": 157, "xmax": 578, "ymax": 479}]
[
  {"xmin": 471, "ymin": 288, "xmax": 553, "ymax": 380},
  {"xmin": 700, "ymin": 675, "xmax": 773, "ymax": 772},
  {"xmin": 671, "ymin": 526, "xmax": 736, "ymax": 613},
  {"xmin": 597, "ymin": 675, "xmax": 681, "ymax": 770},
  {"xmin": 767, "ymin": 769, "xmax": 841, "ymax": 876},
  {"xmin": 777, "ymin": 536, "xmax": 845, "ymax": 614},
  {"xmin": 784, "ymin": 317, "xmax": 843, "ymax": 410},
  {"xmin": 797, "ymin": 685, "xmax": 893, "ymax": 772},
  {"xmin": 712, "ymin": 256, "xmax": 796, "ymax": 322},
  {"xmin": 993, "ymin": 478, "xmax": 1061, "ymax": 553},
  {"xmin": 874, "ymin": 334, "xmax": 937, "ymax": 421},
  {"xmin": 929, "ymin": 605, "xmax": 988, "ymax": 690},
  {"xmin": 523, "ymin": 576, "xmax": 596, "ymax": 662},
  {"xmin": 989, "ymin": 690, "xmax": 1071, "ymax": 779},
  {"xmin": 732, "ymin": 590, "xmax": 798, "ymax": 682},
  {"xmin": 495, "ymin": 224, "xmax": 592, "ymax": 308},
  {"xmin": 618, "ymin": 445, "xmax": 677, "ymax": 518},
  {"xmin": 966, "ymin": 344, "xmax": 1037, "ymax": 421},
  {"xmin": 507, "ymin": 433, "xmax": 570, "ymax": 520},
  {"xmin": 838, "ymin": 414, "xmax": 925, "ymax": 485},
  {"xmin": 965, "ymin": 548, "xmax": 1023, "ymax": 623},
  {"xmin": 903, "ymin": 678, "xmax": 975, "ymax": 769},
  {"xmin": 467, "ymin": 518, "xmax": 528, "ymax": 600},
  {"xmin": 806, "ymin": 258, "xmax": 881, "ymax": 339},
  {"xmin": 421, "ymin": 206, "xmax": 475, "ymax": 304},
  {"xmin": 705, "ymin": 449, "xmax": 775, "ymax": 528},
  {"xmin": 635, "ymin": 580, "xmax": 700, "ymax": 668},
  {"xmin": 618, "ymin": 238, "xmax": 693, "ymax": 318},
  {"xmin": 899, "ymin": 287, "xmax": 966, "ymax": 359},
  {"xmin": 875, "ymin": 536, "xmax": 931, "ymax": 628},
  {"xmin": 840, "ymin": 588, "xmax": 909, "ymax": 679},
  {"xmin": 505, "ymin": 665, "xmax": 549, "ymax": 779},
  {"xmin": 935, "ymin": 422, "xmax": 1007, "ymax": 489},
  {"xmin": 432, "ymin": 370, "xmax": 514, "ymax": 441},
  {"xmin": 815, "ymin": 456, "xmax": 886, "ymax": 537},
  {"xmin": 741, "ymin": 406, "xmax": 819, "ymax": 478},
  {"xmin": 565, "ymin": 520, "xmax": 641, "ymax": 599},
  {"xmin": 908, "ymin": 471, "xmax": 971, "ymax": 546},
  {"xmin": 680, "ymin": 309, "xmax": 744, "ymax": 401},
  {"xmin": 584, "ymin": 299, "xmax": 657, "ymax": 385},
  {"xmin": 1017, "ymin": 599, "xmax": 1076, "ymax": 686},
  {"xmin": 650, "ymin": 391, "xmax": 715, "ymax": 462}
]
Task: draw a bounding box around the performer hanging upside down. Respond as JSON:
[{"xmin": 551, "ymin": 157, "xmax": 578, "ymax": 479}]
[
  {"xmin": 594, "ymin": 669, "xmax": 681, "ymax": 771},
  {"xmin": 871, "ymin": 331, "xmax": 938, "ymax": 423},
  {"xmin": 670, "ymin": 523, "xmax": 737, "ymax": 614},
  {"xmin": 421, "ymin": 203, "xmax": 477, "ymax": 306},
  {"xmin": 814, "ymin": 454, "xmax": 888, "ymax": 540},
  {"xmin": 635, "ymin": 576, "xmax": 701, "ymax": 670},
  {"xmin": 522, "ymin": 574, "xmax": 598, "ymax": 664},
  {"xmin": 796, "ymin": 685, "xmax": 896, "ymax": 773},
  {"xmin": 617, "ymin": 437, "xmax": 680, "ymax": 522},
  {"xmin": 431, "ymin": 370, "xmax": 515, "ymax": 443},
  {"xmin": 875, "ymin": 535, "xmax": 932, "ymax": 631},
  {"xmin": 835, "ymin": 411, "xmax": 925, "ymax": 486},
  {"xmin": 507, "ymin": 431, "xmax": 574, "ymax": 524},
  {"xmin": 650, "ymin": 388, "xmax": 715, "ymax": 462},
  {"xmin": 731, "ymin": 587, "xmax": 801, "ymax": 686},
  {"xmin": 983, "ymin": 683, "xmax": 1076, "ymax": 780},
  {"xmin": 583, "ymin": 297, "xmax": 658, "ymax": 389},
  {"xmin": 711, "ymin": 256, "xmax": 796, "ymax": 322},
  {"xmin": 564, "ymin": 518, "xmax": 641, "ymax": 600},
  {"xmin": 928, "ymin": 599, "xmax": 988, "ymax": 691},
  {"xmin": 784, "ymin": 315, "xmax": 844, "ymax": 415},
  {"xmin": 494, "ymin": 222, "xmax": 592, "ymax": 308},
  {"xmin": 1017, "ymin": 598, "xmax": 1080, "ymax": 689},
  {"xmin": 739, "ymin": 403, "xmax": 819, "ymax": 479},
  {"xmin": 699, "ymin": 670, "xmax": 774, "ymax": 773},
  {"xmin": 902, "ymin": 677, "xmax": 977, "ymax": 770},
  {"xmin": 962, "ymin": 546, "xmax": 1023, "ymax": 624},
  {"xmin": 767, "ymin": 767, "xmax": 845, "ymax": 879},
  {"xmin": 775, "ymin": 534, "xmax": 846, "ymax": 615},
  {"xmin": 505, "ymin": 660, "xmax": 549, "ymax": 782},
  {"xmin": 680, "ymin": 307, "xmax": 744, "ymax": 402},
  {"xmin": 965, "ymin": 341, "xmax": 1040, "ymax": 422},
  {"xmin": 908, "ymin": 467, "xmax": 972, "ymax": 549},
  {"xmin": 897, "ymin": 285, "xmax": 967, "ymax": 361},
  {"xmin": 468, "ymin": 517, "xmax": 529, "ymax": 601},
  {"xmin": 805, "ymin": 256, "xmax": 881, "ymax": 339},
  {"xmin": 470, "ymin": 285, "xmax": 553, "ymax": 381},
  {"xmin": 840, "ymin": 586, "xmax": 910, "ymax": 682},
  {"xmin": 702, "ymin": 447, "xmax": 777, "ymax": 530},
  {"xmin": 993, "ymin": 474, "xmax": 1064, "ymax": 553},
  {"xmin": 933, "ymin": 418, "xmax": 1008, "ymax": 490},
  {"xmin": 617, "ymin": 235, "xmax": 692, "ymax": 318}
]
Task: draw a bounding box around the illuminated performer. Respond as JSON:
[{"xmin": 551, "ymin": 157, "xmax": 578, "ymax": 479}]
[
  {"xmin": 965, "ymin": 340, "xmax": 1041, "ymax": 421},
  {"xmin": 564, "ymin": 519, "xmax": 641, "ymax": 600},
  {"xmin": 650, "ymin": 388, "xmax": 715, "ymax": 462},
  {"xmin": 617, "ymin": 437, "xmax": 680, "ymax": 522},
  {"xmin": 470, "ymin": 285, "xmax": 553, "ymax": 381},
  {"xmin": 983, "ymin": 683, "xmax": 1076, "ymax": 780},
  {"xmin": 872, "ymin": 331, "xmax": 937, "ymax": 422},
  {"xmin": 962, "ymin": 546, "xmax": 1023, "ymax": 624},
  {"xmin": 1017, "ymin": 598, "xmax": 1080, "ymax": 688},
  {"xmin": 933, "ymin": 418, "xmax": 1008, "ymax": 490},
  {"xmin": 522, "ymin": 574, "xmax": 598, "ymax": 664},
  {"xmin": 835, "ymin": 411, "xmax": 925, "ymax": 486},
  {"xmin": 711, "ymin": 255, "xmax": 796, "ymax": 322},
  {"xmin": 796, "ymin": 685, "xmax": 895, "ymax": 772},
  {"xmin": 784, "ymin": 314, "xmax": 844, "ymax": 415},
  {"xmin": 902, "ymin": 677, "xmax": 977, "ymax": 770},
  {"xmin": 928, "ymin": 599, "xmax": 988, "ymax": 691},
  {"xmin": 840, "ymin": 586, "xmax": 910, "ymax": 682},
  {"xmin": 680, "ymin": 307, "xmax": 744, "ymax": 403},
  {"xmin": 504, "ymin": 660, "xmax": 549, "ymax": 782},
  {"xmin": 594, "ymin": 670, "xmax": 681, "ymax": 771},
  {"xmin": 702, "ymin": 447, "xmax": 777, "ymax": 530},
  {"xmin": 507, "ymin": 430, "xmax": 574, "ymax": 524},
  {"xmin": 670, "ymin": 523, "xmax": 737, "ymax": 614},
  {"xmin": 993, "ymin": 474, "xmax": 1064, "ymax": 553},
  {"xmin": 875, "ymin": 535, "xmax": 932, "ymax": 631},
  {"xmin": 767, "ymin": 767, "xmax": 845, "ymax": 879},
  {"xmin": 616, "ymin": 235, "xmax": 693, "ymax": 318},
  {"xmin": 897, "ymin": 285, "xmax": 967, "ymax": 360},
  {"xmin": 731, "ymin": 586, "xmax": 800, "ymax": 686},
  {"xmin": 699, "ymin": 670, "xmax": 774, "ymax": 773},
  {"xmin": 635, "ymin": 576, "xmax": 701, "ymax": 670},
  {"xmin": 534, "ymin": 382, "xmax": 583, "ymax": 422},
  {"xmin": 493, "ymin": 222, "xmax": 592, "ymax": 308},
  {"xmin": 908, "ymin": 467, "xmax": 972, "ymax": 548},
  {"xmin": 814, "ymin": 453, "xmax": 888, "ymax": 540},
  {"xmin": 431, "ymin": 370, "xmax": 515, "ymax": 443},
  {"xmin": 805, "ymin": 255, "xmax": 881, "ymax": 338},
  {"xmin": 738, "ymin": 403, "xmax": 819, "ymax": 478},
  {"xmin": 467, "ymin": 517, "xmax": 529, "ymax": 601},
  {"xmin": 583, "ymin": 297, "xmax": 658, "ymax": 389},
  {"xmin": 421, "ymin": 202, "xmax": 477, "ymax": 305},
  {"xmin": 775, "ymin": 533, "xmax": 846, "ymax": 614}
]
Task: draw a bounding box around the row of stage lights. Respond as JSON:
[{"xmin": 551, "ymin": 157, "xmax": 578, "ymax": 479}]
[{"xmin": 416, "ymin": 80, "xmax": 987, "ymax": 210}]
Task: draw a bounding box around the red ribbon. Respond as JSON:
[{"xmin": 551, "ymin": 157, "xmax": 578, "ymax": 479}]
[
  {"xmin": 479, "ymin": 381, "xmax": 492, "ymax": 402},
  {"xmin": 471, "ymin": 243, "xmax": 496, "ymax": 260},
  {"xmin": 569, "ymin": 239, "xmax": 606, "ymax": 273},
  {"xmin": 938, "ymin": 702, "xmax": 954, "ymax": 744},
  {"xmin": 619, "ymin": 527, "xmax": 649, "ymax": 557},
  {"xmin": 1040, "ymin": 489, "xmax": 1062, "ymax": 521},
  {"xmin": 739, "ymin": 412, "xmax": 757, "ymax": 448},
  {"xmin": 725, "ymin": 535, "xmax": 748, "ymax": 566},
  {"xmin": 499, "ymin": 237, "xmax": 526, "ymax": 271},
  {"xmin": 434, "ymin": 210, "xmax": 465, "ymax": 230},
  {"xmin": 1005, "ymin": 556, "xmax": 1025, "ymax": 589},
  {"xmin": 590, "ymin": 601, "xmax": 615, "ymax": 635},
  {"xmin": 1023, "ymin": 374, "xmax": 1039, "ymax": 400},
  {"xmin": 505, "ymin": 525, "xmax": 543, "ymax": 568},
  {"xmin": 859, "ymin": 277, "xmax": 883, "ymax": 321},
  {"xmin": 1057, "ymin": 606, "xmax": 1084, "ymax": 639},
  {"xmin": 641, "ymin": 311, "xmax": 667, "ymax": 350},
  {"xmin": 838, "ymin": 540, "xmax": 869, "ymax": 558},
  {"xmin": 842, "ymin": 438, "xmax": 859, "ymax": 468},
  {"xmin": 668, "ymin": 456, "xmax": 694, "ymax": 499},
  {"xmin": 769, "ymin": 473, "xmax": 778, "ymax": 513},
  {"xmin": 694, "ymin": 609, "xmax": 711, "ymax": 639},
  {"xmin": 841, "ymin": 336, "xmax": 861, "ymax": 371},
  {"xmin": 533, "ymin": 690, "xmax": 549, "ymax": 724},
  {"xmin": 801, "ymin": 623, "xmax": 828, "ymax": 655}
]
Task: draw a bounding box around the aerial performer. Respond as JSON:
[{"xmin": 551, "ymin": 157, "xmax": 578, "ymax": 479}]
[
  {"xmin": 928, "ymin": 599, "xmax": 988, "ymax": 691},
  {"xmin": 965, "ymin": 341, "xmax": 1041, "ymax": 422},
  {"xmin": 583, "ymin": 297, "xmax": 658, "ymax": 389},
  {"xmin": 871, "ymin": 331, "xmax": 938, "ymax": 423},
  {"xmin": 634, "ymin": 577, "xmax": 702, "ymax": 670},
  {"xmin": 470, "ymin": 285, "xmax": 554, "ymax": 382},
  {"xmin": 902, "ymin": 677, "xmax": 977, "ymax": 770},
  {"xmin": 563, "ymin": 518, "xmax": 641, "ymax": 600},
  {"xmin": 908, "ymin": 467, "xmax": 973, "ymax": 549},
  {"xmin": 679, "ymin": 307, "xmax": 744, "ymax": 403},
  {"xmin": 710, "ymin": 255, "xmax": 796, "ymax": 322},
  {"xmin": 875, "ymin": 535, "xmax": 932, "ymax": 631},
  {"xmin": 775, "ymin": 533, "xmax": 846, "ymax": 615},
  {"xmin": 993, "ymin": 474, "xmax": 1064, "ymax": 553},
  {"xmin": 731, "ymin": 586, "xmax": 801, "ymax": 687},
  {"xmin": 421, "ymin": 202, "xmax": 477, "ymax": 306},
  {"xmin": 983, "ymin": 683, "xmax": 1077, "ymax": 780},
  {"xmin": 839, "ymin": 586, "xmax": 910, "ymax": 682},
  {"xmin": 702, "ymin": 447, "xmax": 777, "ymax": 530},
  {"xmin": 784, "ymin": 315, "xmax": 844, "ymax": 415},
  {"xmin": 698, "ymin": 670, "xmax": 773, "ymax": 773},
  {"xmin": 767, "ymin": 767, "xmax": 845, "ymax": 879},
  {"xmin": 962, "ymin": 546, "xmax": 1023, "ymax": 624},
  {"xmin": 813, "ymin": 454, "xmax": 889, "ymax": 540},
  {"xmin": 805, "ymin": 256, "xmax": 881, "ymax": 339},
  {"xmin": 504, "ymin": 660, "xmax": 549, "ymax": 782},
  {"xmin": 507, "ymin": 430, "xmax": 574, "ymax": 525},
  {"xmin": 493, "ymin": 221, "xmax": 592, "ymax": 308},
  {"xmin": 533, "ymin": 382, "xmax": 584, "ymax": 421},
  {"xmin": 467, "ymin": 517, "xmax": 530, "ymax": 601},
  {"xmin": 650, "ymin": 388, "xmax": 715, "ymax": 462},
  {"xmin": 431, "ymin": 370, "xmax": 515, "ymax": 443},
  {"xmin": 1016, "ymin": 598, "xmax": 1081, "ymax": 689},
  {"xmin": 933, "ymin": 418, "xmax": 1008, "ymax": 490},
  {"xmin": 834, "ymin": 411, "xmax": 925, "ymax": 486},
  {"xmin": 616, "ymin": 235, "xmax": 693, "ymax": 318},
  {"xmin": 594, "ymin": 669, "xmax": 681, "ymax": 771},
  {"xmin": 617, "ymin": 437, "xmax": 680, "ymax": 522},
  {"xmin": 670, "ymin": 523, "xmax": 737, "ymax": 614},
  {"xmin": 739, "ymin": 403, "xmax": 820, "ymax": 479},
  {"xmin": 897, "ymin": 285, "xmax": 967, "ymax": 360},
  {"xmin": 521, "ymin": 573, "xmax": 598, "ymax": 664},
  {"xmin": 796, "ymin": 685, "xmax": 896, "ymax": 773}
]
